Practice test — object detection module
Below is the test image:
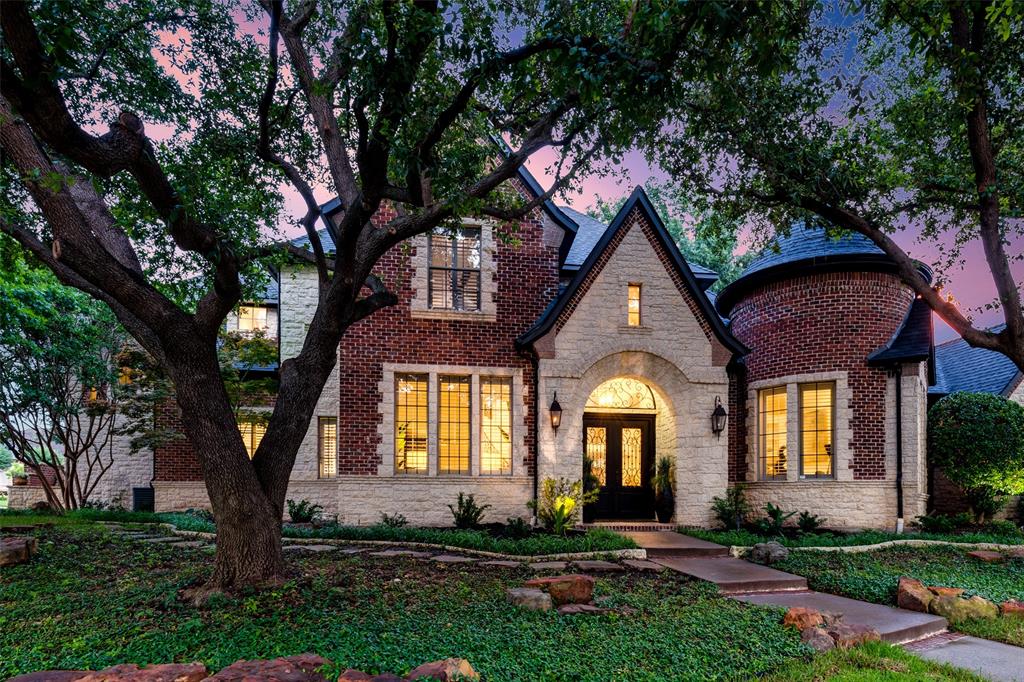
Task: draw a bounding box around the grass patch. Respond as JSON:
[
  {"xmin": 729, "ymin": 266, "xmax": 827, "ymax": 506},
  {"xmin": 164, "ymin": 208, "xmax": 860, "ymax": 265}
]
[
  {"xmin": 762, "ymin": 640, "xmax": 989, "ymax": 681},
  {"xmin": 681, "ymin": 527, "xmax": 1024, "ymax": 548},
  {"xmin": 0, "ymin": 525, "xmax": 809, "ymax": 680}
]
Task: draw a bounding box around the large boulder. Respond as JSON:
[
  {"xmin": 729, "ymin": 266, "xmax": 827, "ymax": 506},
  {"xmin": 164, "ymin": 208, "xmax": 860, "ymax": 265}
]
[
  {"xmin": 75, "ymin": 663, "xmax": 208, "ymax": 681},
  {"xmin": 208, "ymin": 654, "xmax": 330, "ymax": 681},
  {"xmin": 826, "ymin": 623, "xmax": 881, "ymax": 649},
  {"xmin": 506, "ymin": 587, "xmax": 552, "ymax": 611},
  {"xmin": 748, "ymin": 542, "xmax": 788, "ymax": 565},
  {"xmin": 1001, "ymin": 600, "xmax": 1024, "ymax": 619},
  {"xmin": 1, "ymin": 536, "xmax": 38, "ymax": 568},
  {"xmin": 896, "ymin": 577, "xmax": 933, "ymax": 613},
  {"xmin": 406, "ymin": 659, "xmax": 479, "ymax": 681},
  {"xmin": 928, "ymin": 586, "xmax": 964, "ymax": 598},
  {"xmin": 930, "ymin": 595, "xmax": 999, "ymax": 623},
  {"xmin": 782, "ymin": 607, "xmax": 824, "ymax": 631},
  {"xmin": 524, "ymin": 575, "xmax": 595, "ymax": 605},
  {"xmin": 801, "ymin": 627, "xmax": 836, "ymax": 653}
]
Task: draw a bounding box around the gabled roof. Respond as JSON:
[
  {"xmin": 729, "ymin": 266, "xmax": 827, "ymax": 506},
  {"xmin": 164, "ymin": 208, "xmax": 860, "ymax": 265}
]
[
  {"xmin": 930, "ymin": 324, "xmax": 1021, "ymax": 397},
  {"xmin": 517, "ymin": 186, "xmax": 747, "ymax": 356}
]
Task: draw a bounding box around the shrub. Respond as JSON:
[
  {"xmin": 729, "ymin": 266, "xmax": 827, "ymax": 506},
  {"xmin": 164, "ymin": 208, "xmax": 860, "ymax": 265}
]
[
  {"xmin": 929, "ymin": 392, "xmax": 1024, "ymax": 520},
  {"xmin": 504, "ymin": 516, "xmax": 533, "ymax": 539},
  {"xmin": 380, "ymin": 512, "xmax": 408, "ymax": 528},
  {"xmin": 753, "ymin": 502, "xmax": 796, "ymax": 536},
  {"xmin": 651, "ymin": 455, "xmax": 675, "ymax": 495},
  {"xmin": 711, "ymin": 484, "xmax": 750, "ymax": 530},
  {"xmin": 914, "ymin": 512, "xmax": 974, "ymax": 533},
  {"xmin": 797, "ymin": 510, "xmax": 826, "ymax": 534},
  {"xmin": 286, "ymin": 499, "xmax": 323, "ymax": 523},
  {"xmin": 529, "ymin": 477, "xmax": 598, "ymax": 535},
  {"xmin": 448, "ymin": 492, "xmax": 490, "ymax": 529}
]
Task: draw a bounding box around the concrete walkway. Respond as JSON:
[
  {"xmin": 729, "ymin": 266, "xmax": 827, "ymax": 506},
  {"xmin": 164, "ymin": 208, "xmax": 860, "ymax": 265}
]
[{"xmin": 909, "ymin": 635, "xmax": 1024, "ymax": 682}]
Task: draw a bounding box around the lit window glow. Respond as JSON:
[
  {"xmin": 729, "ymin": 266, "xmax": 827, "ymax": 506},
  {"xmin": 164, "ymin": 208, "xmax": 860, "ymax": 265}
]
[
  {"xmin": 481, "ymin": 377, "xmax": 512, "ymax": 475},
  {"xmin": 396, "ymin": 374, "xmax": 428, "ymax": 474},
  {"xmin": 585, "ymin": 377, "xmax": 656, "ymax": 412},
  {"xmin": 800, "ymin": 382, "xmax": 834, "ymax": 478},
  {"xmin": 318, "ymin": 417, "xmax": 337, "ymax": 478},
  {"xmin": 759, "ymin": 387, "xmax": 787, "ymax": 480},
  {"xmin": 237, "ymin": 305, "xmax": 270, "ymax": 334},
  {"xmin": 238, "ymin": 418, "xmax": 266, "ymax": 459},
  {"xmin": 439, "ymin": 376, "xmax": 471, "ymax": 474},
  {"xmin": 627, "ymin": 284, "xmax": 641, "ymax": 326}
]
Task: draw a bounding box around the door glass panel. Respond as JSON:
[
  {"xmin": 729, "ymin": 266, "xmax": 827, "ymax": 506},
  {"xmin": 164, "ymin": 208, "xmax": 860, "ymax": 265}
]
[
  {"xmin": 585, "ymin": 427, "xmax": 607, "ymax": 487},
  {"xmin": 621, "ymin": 427, "xmax": 642, "ymax": 487}
]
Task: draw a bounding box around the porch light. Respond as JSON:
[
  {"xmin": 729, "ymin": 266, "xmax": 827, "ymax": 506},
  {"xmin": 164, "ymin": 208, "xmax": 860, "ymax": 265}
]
[
  {"xmin": 549, "ymin": 392, "xmax": 562, "ymax": 429},
  {"xmin": 711, "ymin": 396, "xmax": 728, "ymax": 437}
]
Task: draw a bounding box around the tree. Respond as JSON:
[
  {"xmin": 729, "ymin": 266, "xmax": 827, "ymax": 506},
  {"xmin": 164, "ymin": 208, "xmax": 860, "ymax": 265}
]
[
  {"xmin": 590, "ymin": 183, "xmax": 753, "ymax": 290},
  {"xmin": 0, "ymin": 0, "xmax": 803, "ymax": 589},
  {"xmin": 928, "ymin": 392, "xmax": 1024, "ymax": 520},
  {"xmin": 653, "ymin": 0, "xmax": 1024, "ymax": 368},
  {"xmin": 0, "ymin": 445, "xmax": 13, "ymax": 472}
]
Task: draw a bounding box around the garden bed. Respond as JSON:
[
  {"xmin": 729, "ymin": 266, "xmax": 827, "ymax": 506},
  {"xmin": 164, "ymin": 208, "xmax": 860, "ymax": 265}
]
[{"xmin": 681, "ymin": 526, "xmax": 1024, "ymax": 550}]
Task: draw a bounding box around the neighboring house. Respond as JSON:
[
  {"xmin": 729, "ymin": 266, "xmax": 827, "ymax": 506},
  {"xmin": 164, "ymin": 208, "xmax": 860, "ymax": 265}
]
[{"xmin": 9, "ymin": 168, "xmax": 1011, "ymax": 529}]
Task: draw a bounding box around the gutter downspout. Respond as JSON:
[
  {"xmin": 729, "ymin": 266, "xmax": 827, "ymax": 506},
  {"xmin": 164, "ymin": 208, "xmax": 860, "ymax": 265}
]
[
  {"xmin": 528, "ymin": 351, "xmax": 540, "ymax": 526},
  {"xmin": 890, "ymin": 366, "xmax": 905, "ymax": 534}
]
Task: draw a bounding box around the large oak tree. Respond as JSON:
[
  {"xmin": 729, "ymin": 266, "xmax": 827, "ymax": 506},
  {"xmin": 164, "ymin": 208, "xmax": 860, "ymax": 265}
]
[{"xmin": 0, "ymin": 0, "xmax": 802, "ymax": 589}]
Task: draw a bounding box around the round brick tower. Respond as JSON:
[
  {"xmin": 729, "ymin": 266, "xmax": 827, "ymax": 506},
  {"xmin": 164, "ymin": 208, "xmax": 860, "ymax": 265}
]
[{"xmin": 715, "ymin": 225, "xmax": 933, "ymax": 528}]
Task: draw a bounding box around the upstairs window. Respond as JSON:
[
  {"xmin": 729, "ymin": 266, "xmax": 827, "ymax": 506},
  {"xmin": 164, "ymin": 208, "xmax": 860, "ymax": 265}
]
[
  {"xmin": 758, "ymin": 387, "xmax": 787, "ymax": 480},
  {"xmin": 318, "ymin": 417, "xmax": 337, "ymax": 479},
  {"xmin": 627, "ymin": 284, "xmax": 642, "ymax": 326},
  {"xmin": 429, "ymin": 227, "xmax": 481, "ymax": 311},
  {"xmin": 395, "ymin": 374, "xmax": 428, "ymax": 474},
  {"xmin": 800, "ymin": 382, "xmax": 835, "ymax": 479},
  {"xmin": 238, "ymin": 417, "xmax": 266, "ymax": 459},
  {"xmin": 237, "ymin": 305, "xmax": 270, "ymax": 334}
]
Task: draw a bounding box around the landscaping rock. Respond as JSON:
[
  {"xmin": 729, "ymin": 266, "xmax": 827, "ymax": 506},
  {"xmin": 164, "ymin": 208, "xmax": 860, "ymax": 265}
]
[
  {"xmin": 337, "ymin": 671, "xmax": 403, "ymax": 682},
  {"xmin": 1, "ymin": 536, "xmax": 38, "ymax": 567},
  {"xmin": 76, "ymin": 662, "xmax": 208, "ymax": 681},
  {"xmin": 525, "ymin": 574, "xmax": 595, "ymax": 605},
  {"xmin": 209, "ymin": 654, "xmax": 330, "ymax": 681},
  {"xmin": 479, "ymin": 560, "xmax": 521, "ymax": 568},
  {"xmin": 406, "ymin": 658, "xmax": 479, "ymax": 681},
  {"xmin": 431, "ymin": 554, "xmax": 475, "ymax": 564},
  {"xmin": 572, "ymin": 560, "xmax": 623, "ymax": 572},
  {"xmin": 966, "ymin": 550, "xmax": 1004, "ymax": 563},
  {"xmin": 7, "ymin": 672, "xmax": 90, "ymax": 682},
  {"xmin": 1000, "ymin": 600, "xmax": 1024, "ymax": 619},
  {"xmin": 826, "ymin": 623, "xmax": 881, "ymax": 649},
  {"xmin": 506, "ymin": 587, "xmax": 552, "ymax": 611},
  {"xmin": 930, "ymin": 595, "xmax": 999, "ymax": 623},
  {"xmin": 928, "ymin": 586, "xmax": 964, "ymax": 598},
  {"xmin": 782, "ymin": 607, "xmax": 824, "ymax": 632},
  {"xmin": 370, "ymin": 550, "xmax": 431, "ymax": 558},
  {"xmin": 557, "ymin": 603, "xmax": 611, "ymax": 616},
  {"xmin": 621, "ymin": 559, "xmax": 666, "ymax": 572},
  {"xmin": 1006, "ymin": 546, "xmax": 1024, "ymax": 559},
  {"xmin": 801, "ymin": 627, "xmax": 836, "ymax": 653},
  {"xmin": 282, "ymin": 545, "xmax": 336, "ymax": 552},
  {"xmin": 748, "ymin": 542, "xmax": 788, "ymax": 565},
  {"xmin": 897, "ymin": 576, "xmax": 933, "ymax": 613},
  {"xmin": 528, "ymin": 561, "xmax": 567, "ymax": 571}
]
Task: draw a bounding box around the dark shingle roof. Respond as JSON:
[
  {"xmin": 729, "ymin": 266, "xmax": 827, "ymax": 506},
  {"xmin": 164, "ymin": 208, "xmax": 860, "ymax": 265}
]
[
  {"xmin": 741, "ymin": 223, "xmax": 885, "ymax": 277},
  {"xmin": 868, "ymin": 297, "xmax": 933, "ymax": 365},
  {"xmin": 290, "ymin": 227, "xmax": 336, "ymax": 254},
  {"xmin": 931, "ymin": 324, "xmax": 1020, "ymax": 397}
]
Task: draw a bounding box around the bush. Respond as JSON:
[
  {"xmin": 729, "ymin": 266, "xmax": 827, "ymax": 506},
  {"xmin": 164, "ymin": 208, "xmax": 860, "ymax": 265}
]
[
  {"xmin": 448, "ymin": 492, "xmax": 490, "ymax": 529},
  {"xmin": 797, "ymin": 511, "xmax": 826, "ymax": 534},
  {"xmin": 380, "ymin": 512, "xmax": 408, "ymax": 528},
  {"xmin": 286, "ymin": 499, "xmax": 323, "ymax": 523},
  {"xmin": 503, "ymin": 516, "xmax": 533, "ymax": 539},
  {"xmin": 711, "ymin": 484, "xmax": 750, "ymax": 530},
  {"xmin": 915, "ymin": 512, "xmax": 973, "ymax": 534},
  {"xmin": 753, "ymin": 502, "xmax": 795, "ymax": 537},
  {"xmin": 529, "ymin": 477, "xmax": 597, "ymax": 535}
]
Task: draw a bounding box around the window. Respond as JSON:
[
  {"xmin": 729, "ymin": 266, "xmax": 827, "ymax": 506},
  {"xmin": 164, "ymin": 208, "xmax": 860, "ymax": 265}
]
[
  {"xmin": 800, "ymin": 382, "xmax": 835, "ymax": 478},
  {"xmin": 627, "ymin": 283, "xmax": 642, "ymax": 326},
  {"xmin": 318, "ymin": 417, "xmax": 337, "ymax": 478},
  {"xmin": 237, "ymin": 305, "xmax": 270, "ymax": 334},
  {"xmin": 438, "ymin": 375, "xmax": 471, "ymax": 474},
  {"xmin": 396, "ymin": 374, "xmax": 428, "ymax": 474},
  {"xmin": 429, "ymin": 227, "xmax": 481, "ymax": 311},
  {"xmin": 758, "ymin": 387, "xmax": 787, "ymax": 480},
  {"xmin": 238, "ymin": 417, "xmax": 266, "ymax": 459},
  {"xmin": 481, "ymin": 377, "xmax": 513, "ymax": 475}
]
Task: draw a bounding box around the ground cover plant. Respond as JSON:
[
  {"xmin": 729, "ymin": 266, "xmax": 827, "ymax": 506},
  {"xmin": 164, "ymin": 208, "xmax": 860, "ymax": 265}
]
[
  {"xmin": 762, "ymin": 640, "xmax": 988, "ymax": 682},
  {"xmin": 771, "ymin": 545, "xmax": 1024, "ymax": 646},
  {"xmin": 0, "ymin": 524, "xmax": 809, "ymax": 681},
  {"xmin": 681, "ymin": 524, "xmax": 1024, "ymax": 548}
]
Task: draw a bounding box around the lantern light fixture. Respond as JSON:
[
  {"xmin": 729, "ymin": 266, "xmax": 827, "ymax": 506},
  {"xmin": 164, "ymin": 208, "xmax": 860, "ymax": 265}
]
[
  {"xmin": 711, "ymin": 396, "xmax": 728, "ymax": 437},
  {"xmin": 550, "ymin": 392, "xmax": 562, "ymax": 429}
]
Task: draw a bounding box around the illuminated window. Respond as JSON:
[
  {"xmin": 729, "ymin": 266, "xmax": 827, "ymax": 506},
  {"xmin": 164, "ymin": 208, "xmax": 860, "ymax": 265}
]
[
  {"xmin": 237, "ymin": 305, "xmax": 270, "ymax": 334},
  {"xmin": 800, "ymin": 382, "xmax": 834, "ymax": 479},
  {"xmin": 621, "ymin": 427, "xmax": 643, "ymax": 487},
  {"xmin": 481, "ymin": 377, "xmax": 512, "ymax": 475},
  {"xmin": 118, "ymin": 367, "xmax": 133, "ymax": 385},
  {"xmin": 585, "ymin": 377, "xmax": 656, "ymax": 412},
  {"xmin": 396, "ymin": 374, "xmax": 428, "ymax": 474},
  {"xmin": 585, "ymin": 427, "xmax": 607, "ymax": 486},
  {"xmin": 429, "ymin": 227, "xmax": 481, "ymax": 311},
  {"xmin": 758, "ymin": 387, "xmax": 787, "ymax": 480},
  {"xmin": 318, "ymin": 417, "xmax": 337, "ymax": 479},
  {"xmin": 438, "ymin": 375, "xmax": 471, "ymax": 474},
  {"xmin": 627, "ymin": 283, "xmax": 641, "ymax": 326},
  {"xmin": 238, "ymin": 418, "xmax": 266, "ymax": 459}
]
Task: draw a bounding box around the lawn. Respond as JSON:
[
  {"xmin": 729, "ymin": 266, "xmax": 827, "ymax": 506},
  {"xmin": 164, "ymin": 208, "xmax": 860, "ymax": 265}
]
[
  {"xmin": 772, "ymin": 545, "xmax": 1024, "ymax": 646},
  {"xmin": 1, "ymin": 524, "xmax": 810, "ymax": 681},
  {"xmin": 762, "ymin": 641, "xmax": 988, "ymax": 681}
]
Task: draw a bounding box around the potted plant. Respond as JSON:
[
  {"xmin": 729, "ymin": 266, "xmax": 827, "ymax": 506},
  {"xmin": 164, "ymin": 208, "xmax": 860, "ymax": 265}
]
[
  {"xmin": 582, "ymin": 456, "xmax": 601, "ymax": 523},
  {"xmin": 651, "ymin": 456, "xmax": 675, "ymax": 523}
]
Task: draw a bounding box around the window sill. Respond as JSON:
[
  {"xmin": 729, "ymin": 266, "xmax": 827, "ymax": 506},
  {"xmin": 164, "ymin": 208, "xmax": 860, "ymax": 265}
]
[
  {"xmin": 410, "ymin": 308, "xmax": 497, "ymax": 323},
  {"xmin": 617, "ymin": 325, "xmax": 654, "ymax": 334}
]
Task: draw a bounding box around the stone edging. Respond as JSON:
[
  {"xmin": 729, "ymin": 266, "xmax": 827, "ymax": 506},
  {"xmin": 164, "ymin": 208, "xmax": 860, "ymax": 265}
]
[
  {"xmin": 728, "ymin": 538, "xmax": 1024, "ymax": 557},
  {"xmin": 115, "ymin": 522, "xmax": 648, "ymax": 562}
]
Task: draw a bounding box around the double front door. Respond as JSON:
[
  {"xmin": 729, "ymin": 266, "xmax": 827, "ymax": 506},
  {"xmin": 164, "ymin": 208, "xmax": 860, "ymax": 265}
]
[{"xmin": 583, "ymin": 414, "xmax": 655, "ymax": 520}]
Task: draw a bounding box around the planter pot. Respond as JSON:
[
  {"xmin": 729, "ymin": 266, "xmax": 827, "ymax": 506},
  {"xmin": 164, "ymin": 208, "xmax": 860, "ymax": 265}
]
[{"xmin": 655, "ymin": 489, "xmax": 674, "ymax": 524}]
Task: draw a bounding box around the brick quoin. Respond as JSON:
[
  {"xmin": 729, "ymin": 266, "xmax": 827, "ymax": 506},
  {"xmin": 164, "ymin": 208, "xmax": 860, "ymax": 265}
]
[{"xmin": 728, "ymin": 271, "xmax": 914, "ymax": 480}]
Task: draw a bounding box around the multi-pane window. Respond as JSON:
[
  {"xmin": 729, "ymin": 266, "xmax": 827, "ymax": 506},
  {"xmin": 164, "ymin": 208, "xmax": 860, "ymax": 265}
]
[
  {"xmin": 428, "ymin": 228, "xmax": 481, "ymax": 311},
  {"xmin": 627, "ymin": 284, "xmax": 642, "ymax": 326},
  {"xmin": 480, "ymin": 377, "xmax": 513, "ymax": 475},
  {"xmin": 237, "ymin": 305, "xmax": 270, "ymax": 334},
  {"xmin": 800, "ymin": 382, "xmax": 835, "ymax": 478},
  {"xmin": 318, "ymin": 417, "xmax": 337, "ymax": 479},
  {"xmin": 758, "ymin": 387, "xmax": 788, "ymax": 480},
  {"xmin": 396, "ymin": 374, "xmax": 428, "ymax": 474},
  {"xmin": 438, "ymin": 375, "xmax": 471, "ymax": 474},
  {"xmin": 238, "ymin": 417, "xmax": 266, "ymax": 459}
]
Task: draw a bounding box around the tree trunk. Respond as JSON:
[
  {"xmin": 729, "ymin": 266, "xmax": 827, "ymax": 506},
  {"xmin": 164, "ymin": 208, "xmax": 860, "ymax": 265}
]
[{"xmin": 207, "ymin": 485, "xmax": 285, "ymax": 589}]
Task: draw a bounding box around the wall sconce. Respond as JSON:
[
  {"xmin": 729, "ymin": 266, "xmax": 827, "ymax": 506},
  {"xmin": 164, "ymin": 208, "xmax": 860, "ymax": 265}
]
[
  {"xmin": 711, "ymin": 396, "xmax": 728, "ymax": 437},
  {"xmin": 550, "ymin": 392, "xmax": 562, "ymax": 429}
]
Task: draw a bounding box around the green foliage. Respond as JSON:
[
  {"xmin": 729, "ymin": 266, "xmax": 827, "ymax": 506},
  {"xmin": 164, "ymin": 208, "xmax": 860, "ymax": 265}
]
[
  {"xmin": 503, "ymin": 517, "xmax": 533, "ymax": 540},
  {"xmin": 929, "ymin": 393, "xmax": 1024, "ymax": 501},
  {"xmin": 916, "ymin": 512, "xmax": 976, "ymax": 534},
  {"xmin": 379, "ymin": 513, "xmax": 408, "ymax": 528},
  {"xmin": 0, "ymin": 445, "xmax": 12, "ymax": 471},
  {"xmin": 285, "ymin": 499, "xmax": 323, "ymax": 524},
  {"xmin": 447, "ymin": 492, "xmax": 490, "ymax": 529},
  {"xmin": 650, "ymin": 455, "xmax": 675, "ymax": 496},
  {"xmin": 529, "ymin": 478, "xmax": 598, "ymax": 535},
  {"xmin": 764, "ymin": 640, "xmax": 989, "ymax": 682},
  {"xmin": 684, "ymin": 521, "xmax": 1024, "ymax": 549},
  {"xmin": 753, "ymin": 503, "xmax": 797, "ymax": 537},
  {"xmin": 582, "ymin": 455, "xmax": 601, "ymax": 497},
  {"xmin": 796, "ymin": 511, "xmax": 826, "ymax": 534},
  {"xmin": 711, "ymin": 484, "xmax": 751, "ymax": 531}
]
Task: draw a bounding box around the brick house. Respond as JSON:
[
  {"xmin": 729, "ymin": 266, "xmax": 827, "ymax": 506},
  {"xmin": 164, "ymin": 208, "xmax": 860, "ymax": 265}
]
[{"xmin": 9, "ymin": 172, "xmax": 999, "ymax": 530}]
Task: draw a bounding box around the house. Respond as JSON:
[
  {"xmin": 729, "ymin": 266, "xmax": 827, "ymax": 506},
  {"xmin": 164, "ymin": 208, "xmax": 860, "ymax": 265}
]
[{"xmin": 8, "ymin": 168, "xmax": 1007, "ymax": 529}]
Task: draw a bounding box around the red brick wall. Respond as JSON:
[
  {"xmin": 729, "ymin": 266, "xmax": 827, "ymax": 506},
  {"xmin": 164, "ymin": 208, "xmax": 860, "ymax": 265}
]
[
  {"xmin": 727, "ymin": 367, "xmax": 748, "ymax": 482},
  {"xmin": 728, "ymin": 271, "xmax": 914, "ymax": 480}
]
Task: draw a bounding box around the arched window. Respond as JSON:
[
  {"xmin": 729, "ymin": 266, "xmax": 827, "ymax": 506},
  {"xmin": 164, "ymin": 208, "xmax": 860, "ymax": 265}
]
[{"xmin": 585, "ymin": 378, "xmax": 656, "ymax": 412}]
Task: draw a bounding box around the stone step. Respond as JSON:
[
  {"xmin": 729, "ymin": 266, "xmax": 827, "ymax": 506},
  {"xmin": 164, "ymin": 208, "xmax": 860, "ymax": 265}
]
[
  {"xmin": 734, "ymin": 591, "xmax": 949, "ymax": 645},
  {"xmin": 622, "ymin": 531, "xmax": 730, "ymax": 558},
  {"xmin": 654, "ymin": 556, "xmax": 808, "ymax": 593}
]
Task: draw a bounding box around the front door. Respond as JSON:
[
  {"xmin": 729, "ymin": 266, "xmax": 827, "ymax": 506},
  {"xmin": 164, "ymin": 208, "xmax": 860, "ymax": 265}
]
[{"xmin": 583, "ymin": 414, "xmax": 655, "ymax": 520}]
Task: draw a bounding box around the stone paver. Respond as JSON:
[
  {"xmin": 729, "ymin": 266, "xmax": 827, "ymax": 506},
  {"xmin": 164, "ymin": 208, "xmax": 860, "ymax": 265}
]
[
  {"xmin": 622, "ymin": 559, "xmax": 666, "ymax": 572},
  {"xmin": 479, "ymin": 560, "xmax": 522, "ymax": 568},
  {"xmin": 282, "ymin": 544, "xmax": 336, "ymax": 552},
  {"xmin": 736, "ymin": 591, "xmax": 948, "ymax": 644},
  {"xmin": 431, "ymin": 554, "xmax": 475, "ymax": 564},
  {"xmin": 914, "ymin": 635, "xmax": 1024, "ymax": 682},
  {"xmin": 529, "ymin": 561, "xmax": 567, "ymax": 571},
  {"xmin": 166, "ymin": 541, "xmax": 209, "ymax": 549},
  {"xmin": 623, "ymin": 531, "xmax": 729, "ymax": 558},
  {"xmin": 370, "ymin": 549, "xmax": 431, "ymax": 558},
  {"xmin": 655, "ymin": 556, "xmax": 807, "ymax": 593},
  {"xmin": 137, "ymin": 536, "xmax": 180, "ymax": 543},
  {"xmin": 572, "ymin": 560, "xmax": 623, "ymax": 572},
  {"xmin": 337, "ymin": 547, "xmax": 369, "ymax": 554}
]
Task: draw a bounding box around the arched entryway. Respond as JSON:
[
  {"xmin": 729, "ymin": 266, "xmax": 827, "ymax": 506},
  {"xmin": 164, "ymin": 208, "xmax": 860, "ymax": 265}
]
[{"xmin": 583, "ymin": 377, "xmax": 658, "ymax": 520}]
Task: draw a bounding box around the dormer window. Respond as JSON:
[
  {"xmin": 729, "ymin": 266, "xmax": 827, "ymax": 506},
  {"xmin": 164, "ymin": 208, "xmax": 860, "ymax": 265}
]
[
  {"xmin": 238, "ymin": 305, "xmax": 269, "ymax": 334},
  {"xmin": 429, "ymin": 227, "xmax": 481, "ymax": 311},
  {"xmin": 627, "ymin": 283, "xmax": 642, "ymax": 326}
]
